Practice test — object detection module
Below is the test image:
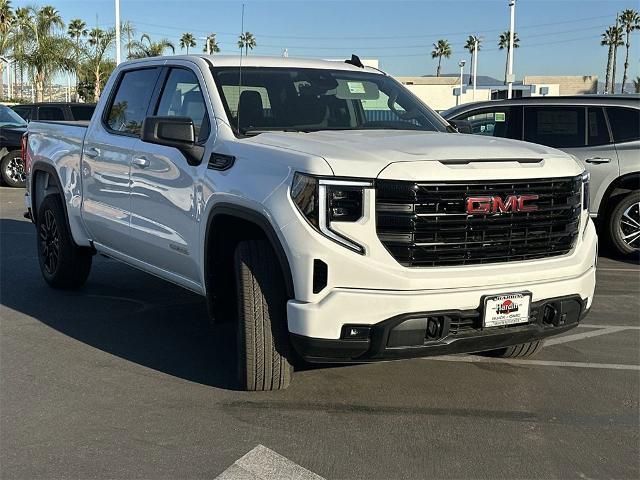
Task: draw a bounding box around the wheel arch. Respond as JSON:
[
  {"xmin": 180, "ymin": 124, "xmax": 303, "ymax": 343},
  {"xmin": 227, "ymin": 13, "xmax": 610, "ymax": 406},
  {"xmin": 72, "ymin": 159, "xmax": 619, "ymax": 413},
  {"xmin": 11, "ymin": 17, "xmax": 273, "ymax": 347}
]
[
  {"xmin": 597, "ymin": 171, "xmax": 640, "ymax": 219},
  {"xmin": 30, "ymin": 161, "xmax": 64, "ymax": 225}
]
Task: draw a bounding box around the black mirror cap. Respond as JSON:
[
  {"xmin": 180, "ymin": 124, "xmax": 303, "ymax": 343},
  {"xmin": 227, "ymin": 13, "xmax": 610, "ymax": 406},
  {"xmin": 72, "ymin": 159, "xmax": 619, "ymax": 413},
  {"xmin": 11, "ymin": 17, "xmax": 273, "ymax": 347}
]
[{"xmin": 140, "ymin": 116, "xmax": 205, "ymax": 166}]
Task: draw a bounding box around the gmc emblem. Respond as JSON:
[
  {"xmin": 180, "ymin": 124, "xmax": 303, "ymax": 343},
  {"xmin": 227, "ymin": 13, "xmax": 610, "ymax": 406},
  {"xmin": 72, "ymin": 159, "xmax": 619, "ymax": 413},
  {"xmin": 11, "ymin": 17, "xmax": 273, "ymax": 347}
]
[{"xmin": 466, "ymin": 194, "xmax": 539, "ymax": 214}]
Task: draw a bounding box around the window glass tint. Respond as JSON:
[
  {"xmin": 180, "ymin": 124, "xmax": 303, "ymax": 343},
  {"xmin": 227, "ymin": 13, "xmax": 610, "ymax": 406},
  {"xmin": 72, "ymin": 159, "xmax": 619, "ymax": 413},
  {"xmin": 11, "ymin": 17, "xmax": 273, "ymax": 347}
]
[
  {"xmin": 70, "ymin": 105, "xmax": 95, "ymax": 121},
  {"xmin": 455, "ymin": 106, "xmax": 522, "ymax": 139},
  {"xmin": 587, "ymin": 107, "xmax": 610, "ymax": 146},
  {"xmin": 12, "ymin": 106, "xmax": 31, "ymax": 121},
  {"xmin": 156, "ymin": 68, "xmax": 210, "ymax": 141},
  {"xmin": 524, "ymin": 106, "xmax": 586, "ymax": 148},
  {"xmin": 107, "ymin": 68, "xmax": 159, "ymax": 135},
  {"xmin": 606, "ymin": 106, "xmax": 640, "ymax": 143},
  {"xmin": 38, "ymin": 106, "xmax": 65, "ymax": 121}
]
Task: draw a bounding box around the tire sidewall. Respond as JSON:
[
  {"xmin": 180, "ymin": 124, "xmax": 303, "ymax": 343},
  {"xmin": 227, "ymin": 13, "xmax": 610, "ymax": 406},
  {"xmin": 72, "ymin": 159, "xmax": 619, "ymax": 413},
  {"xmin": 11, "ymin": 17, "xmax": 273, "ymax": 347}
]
[
  {"xmin": 36, "ymin": 195, "xmax": 71, "ymax": 284},
  {"xmin": 608, "ymin": 192, "xmax": 640, "ymax": 257},
  {"xmin": 1, "ymin": 150, "xmax": 26, "ymax": 188}
]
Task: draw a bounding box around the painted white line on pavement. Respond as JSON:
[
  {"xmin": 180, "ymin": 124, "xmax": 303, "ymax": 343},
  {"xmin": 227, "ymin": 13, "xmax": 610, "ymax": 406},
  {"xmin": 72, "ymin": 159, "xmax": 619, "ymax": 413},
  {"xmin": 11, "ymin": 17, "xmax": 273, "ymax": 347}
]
[
  {"xmin": 426, "ymin": 355, "xmax": 640, "ymax": 371},
  {"xmin": 215, "ymin": 444, "xmax": 325, "ymax": 480},
  {"xmin": 545, "ymin": 326, "xmax": 631, "ymax": 346},
  {"xmin": 597, "ymin": 268, "xmax": 640, "ymax": 272},
  {"xmin": 579, "ymin": 324, "xmax": 640, "ymax": 330}
]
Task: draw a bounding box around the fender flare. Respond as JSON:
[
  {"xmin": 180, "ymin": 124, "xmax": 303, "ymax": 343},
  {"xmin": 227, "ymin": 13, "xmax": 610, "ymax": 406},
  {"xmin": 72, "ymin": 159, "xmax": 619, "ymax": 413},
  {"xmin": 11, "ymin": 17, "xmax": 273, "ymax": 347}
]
[
  {"xmin": 29, "ymin": 161, "xmax": 66, "ymax": 225},
  {"xmin": 204, "ymin": 203, "xmax": 295, "ymax": 299}
]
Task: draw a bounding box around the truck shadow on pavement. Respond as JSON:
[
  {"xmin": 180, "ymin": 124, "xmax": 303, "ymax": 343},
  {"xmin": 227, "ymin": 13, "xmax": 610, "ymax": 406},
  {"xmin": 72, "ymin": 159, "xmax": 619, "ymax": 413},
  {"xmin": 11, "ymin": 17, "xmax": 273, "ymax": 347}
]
[{"xmin": 1, "ymin": 218, "xmax": 244, "ymax": 390}]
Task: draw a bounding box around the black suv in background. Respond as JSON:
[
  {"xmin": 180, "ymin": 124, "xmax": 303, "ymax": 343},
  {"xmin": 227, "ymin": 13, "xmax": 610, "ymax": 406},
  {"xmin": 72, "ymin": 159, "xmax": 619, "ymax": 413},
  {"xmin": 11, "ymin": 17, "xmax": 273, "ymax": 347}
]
[
  {"xmin": 443, "ymin": 96, "xmax": 640, "ymax": 257},
  {"xmin": 11, "ymin": 102, "xmax": 96, "ymax": 122}
]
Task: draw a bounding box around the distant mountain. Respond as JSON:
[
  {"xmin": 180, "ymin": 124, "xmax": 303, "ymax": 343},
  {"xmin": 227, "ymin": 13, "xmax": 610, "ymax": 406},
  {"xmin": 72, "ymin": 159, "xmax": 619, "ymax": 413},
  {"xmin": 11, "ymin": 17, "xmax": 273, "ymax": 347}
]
[
  {"xmin": 427, "ymin": 73, "xmax": 503, "ymax": 86},
  {"xmin": 597, "ymin": 81, "xmax": 637, "ymax": 94}
]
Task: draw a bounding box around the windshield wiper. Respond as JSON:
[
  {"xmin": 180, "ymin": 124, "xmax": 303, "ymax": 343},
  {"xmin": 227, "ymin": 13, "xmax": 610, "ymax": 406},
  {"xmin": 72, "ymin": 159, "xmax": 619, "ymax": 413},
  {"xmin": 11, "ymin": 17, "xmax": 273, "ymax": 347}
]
[{"xmin": 242, "ymin": 128, "xmax": 309, "ymax": 136}]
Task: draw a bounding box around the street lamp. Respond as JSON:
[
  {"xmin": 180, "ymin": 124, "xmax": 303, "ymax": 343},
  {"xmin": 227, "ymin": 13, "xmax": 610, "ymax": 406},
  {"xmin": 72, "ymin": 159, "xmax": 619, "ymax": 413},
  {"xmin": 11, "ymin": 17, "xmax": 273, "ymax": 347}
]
[
  {"xmin": 115, "ymin": 0, "xmax": 121, "ymax": 65},
  {"xmin": 200, "ymin": 36, "xmax": 211, "ymax": 54},
  {"xmin": 457, "ymin": 60, "xmax": 466, "ymax": 105},
  {"xmin": 507, "ymin": 0, "xmax": 516, "ymax": 99},
  {"xmin": 472, "ymin": 37, "xmax": 480, "ymax": 101}
]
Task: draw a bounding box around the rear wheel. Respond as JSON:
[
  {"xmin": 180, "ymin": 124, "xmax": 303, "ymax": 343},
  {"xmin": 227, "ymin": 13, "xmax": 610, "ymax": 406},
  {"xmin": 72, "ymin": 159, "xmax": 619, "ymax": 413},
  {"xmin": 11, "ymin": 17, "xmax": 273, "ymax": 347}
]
[
  {"xmin": 480, "ymin": 340, "xmax": 544, "ymax": 358},
  {"xmin": 234, "ymin": 239, "xmax": 293, "ymax": 391},
  {"xmin": 1, "ymin": 150, "xmax": 26, "ymax": 188},
  {"xmin": 608, "ymin": 192, "xmax": 640, "ymax": 258},
  {"xmin": 36, "ymin": 194, "xmax": 93, "ymax": 289}
]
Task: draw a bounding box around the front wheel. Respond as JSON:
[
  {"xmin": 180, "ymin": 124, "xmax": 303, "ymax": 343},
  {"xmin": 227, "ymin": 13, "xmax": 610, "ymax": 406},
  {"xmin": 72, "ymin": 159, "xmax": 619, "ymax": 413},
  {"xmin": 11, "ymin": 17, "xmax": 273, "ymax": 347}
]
[
  {"xmin": 608, "ymin": 192, "xmax": 640, "ymax": 258},
  {"xmin": 1, "ymin": 150, "xmax": 26, "ymax": 188},
  {"xmin": 234, "ymin": 239, "xmax": 293, "ymax": 391}
]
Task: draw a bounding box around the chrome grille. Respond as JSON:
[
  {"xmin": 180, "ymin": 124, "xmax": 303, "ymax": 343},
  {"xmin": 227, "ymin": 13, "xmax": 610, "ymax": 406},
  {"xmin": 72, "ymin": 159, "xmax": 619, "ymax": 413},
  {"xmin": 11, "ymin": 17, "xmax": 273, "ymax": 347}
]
[{"xmin": 376, "ymin": 177, "xmax": 582, "ymax": 267}]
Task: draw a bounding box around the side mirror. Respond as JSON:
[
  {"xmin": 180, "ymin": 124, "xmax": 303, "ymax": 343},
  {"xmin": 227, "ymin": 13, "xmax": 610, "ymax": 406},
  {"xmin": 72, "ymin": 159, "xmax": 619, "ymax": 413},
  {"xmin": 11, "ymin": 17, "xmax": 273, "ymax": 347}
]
[
  {"xmin": 140, "ymin": 116, "xmax": 204, "ymax": 166},
  {"xmin": 449, "ymin": 119, "xmax": 472, "ymax": 134}
]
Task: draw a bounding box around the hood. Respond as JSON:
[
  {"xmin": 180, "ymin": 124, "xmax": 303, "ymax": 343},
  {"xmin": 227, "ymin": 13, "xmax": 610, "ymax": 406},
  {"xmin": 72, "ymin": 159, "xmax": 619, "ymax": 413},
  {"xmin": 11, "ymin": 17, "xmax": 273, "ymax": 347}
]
[{"xmin": 247, "ymin": 129, "xmax": 566, "ymax": 178}]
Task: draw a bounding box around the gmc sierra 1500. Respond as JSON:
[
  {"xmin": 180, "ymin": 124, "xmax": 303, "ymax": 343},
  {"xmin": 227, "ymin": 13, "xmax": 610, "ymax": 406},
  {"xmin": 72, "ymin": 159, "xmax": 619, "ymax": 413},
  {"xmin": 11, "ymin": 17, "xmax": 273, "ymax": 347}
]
[{"xmin": 24, "ymin": 55, "xmax": 597, "ymax": 390}]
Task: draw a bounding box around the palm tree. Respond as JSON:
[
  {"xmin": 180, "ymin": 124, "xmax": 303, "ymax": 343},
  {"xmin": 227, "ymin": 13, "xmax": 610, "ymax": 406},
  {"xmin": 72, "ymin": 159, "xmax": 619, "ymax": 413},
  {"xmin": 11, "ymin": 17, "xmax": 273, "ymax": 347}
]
[
  {"xmin": 121, "ymin": 21, "xmax": 135, "ymax": 58},
  {"xmin": 601, "ymin": 26, "xmax": 617, "ymax": 93},
  {"xmin": 11, "ymin": 5, "xmax": 74, "ymax": 102},
  {"xmin": 202, "ymin": 33, "xmax": 220, "ymax": 54},
  {"xmin": 127, "ymin": 33, "xmax": 174, "ymax": 59},
  {"xmin": 67, "ymin": 19, "xmax": 86, "ymax": 101},
  {"xmin": 498, "ymin": 30, "xmax": 520, "ymax": 84},
  {"xmin": 431, "ymin": 39, "xmax": 451, "ymax": 77},
  {"xmin": 618, "ymin": 9, "xmax": 639, "ymax": 93},
  {"xmin": 87, "ymin": 27, "xmax": 115, "ymax": 99},
  {"xmin": 237, "ymin": 31, "xmax": 256, "ymax": 56},
  {"xmin": 634, "ymin": 76, "xmax": 640, "ymax": 93},
  {"xmin": 463, "ymin": 35, "xmax": 481, "ymax": 85},
  {"xmin": 13, "ymin": 6, "xmax": 30, "ymax": 99},
  {"xmin": 0, "ymin": 0, "xmax": 13, "ymax": 100},
  {"xmin": 179, "ymin": 32, "xmax": 195, "ymax": 54},
  {"xmin": 609, "ymin": 24, "xmax": 624, "ymax": 93}
]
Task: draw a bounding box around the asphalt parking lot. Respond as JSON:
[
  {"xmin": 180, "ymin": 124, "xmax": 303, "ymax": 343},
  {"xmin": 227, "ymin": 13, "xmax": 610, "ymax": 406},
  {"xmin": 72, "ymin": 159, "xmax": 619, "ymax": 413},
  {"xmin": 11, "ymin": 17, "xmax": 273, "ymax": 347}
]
[{"xmin": 1, "ymin": 185, "xmax": 639, "ymax": 480}]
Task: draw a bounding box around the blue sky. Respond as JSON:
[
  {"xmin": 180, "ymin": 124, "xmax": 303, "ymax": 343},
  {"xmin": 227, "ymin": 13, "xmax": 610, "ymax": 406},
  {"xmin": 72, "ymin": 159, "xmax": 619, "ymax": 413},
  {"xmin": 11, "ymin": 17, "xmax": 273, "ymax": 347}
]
[{"xmin": 16, "ymin": 0, "xmax": 640, "ymax": 81}]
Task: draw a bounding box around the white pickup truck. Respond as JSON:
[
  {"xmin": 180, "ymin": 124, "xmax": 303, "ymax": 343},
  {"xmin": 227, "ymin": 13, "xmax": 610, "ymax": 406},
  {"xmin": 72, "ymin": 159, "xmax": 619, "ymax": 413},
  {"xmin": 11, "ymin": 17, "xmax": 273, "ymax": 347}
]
[{"xmin": 24, "ymin": 55, "xmax": 597, "ymax": 390}]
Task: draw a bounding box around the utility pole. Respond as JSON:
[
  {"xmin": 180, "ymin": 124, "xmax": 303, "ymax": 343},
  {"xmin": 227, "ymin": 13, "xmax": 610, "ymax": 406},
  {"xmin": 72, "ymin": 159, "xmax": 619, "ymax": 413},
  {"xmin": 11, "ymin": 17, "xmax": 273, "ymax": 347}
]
[
  {"xmin": 458, "ymin": 60, "xmax": 466, "ymax": 106},
  {"xmin": 115, "ymin": 0, "xmax": 121, "ymax": 65},
  {"xmin": 472, "ymin": 38, "xmax": 478, "ymax": 101},
  {"xmin": 507, "ymin": 0, "xmax": 516, "ymax": 99}
]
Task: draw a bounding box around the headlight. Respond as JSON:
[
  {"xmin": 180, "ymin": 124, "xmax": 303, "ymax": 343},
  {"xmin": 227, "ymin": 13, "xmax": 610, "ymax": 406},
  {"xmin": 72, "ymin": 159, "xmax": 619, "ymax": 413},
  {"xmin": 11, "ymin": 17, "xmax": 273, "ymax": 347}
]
[
  {"xmin": 291, "ymin": 173, "xmax": 372, "ymax": 253},
  {"xmin": 582, "ymin": 171, "xmax": 590, "ymax": 210}
]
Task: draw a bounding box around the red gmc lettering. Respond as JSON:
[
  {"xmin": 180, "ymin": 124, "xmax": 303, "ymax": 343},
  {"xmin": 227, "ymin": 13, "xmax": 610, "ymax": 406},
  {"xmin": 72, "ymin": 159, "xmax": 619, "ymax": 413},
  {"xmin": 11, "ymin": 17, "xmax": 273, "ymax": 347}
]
[
  {"xmin": 466, "ymin": 194, "xmax": 539, "ymax": 214},
  {"xmin": 466, "ymin": 196, "xmax": 491, "ymax": 214},
  {"xmin": 517, "ymin": 194, "xmax": 539, "ymax": 212}
]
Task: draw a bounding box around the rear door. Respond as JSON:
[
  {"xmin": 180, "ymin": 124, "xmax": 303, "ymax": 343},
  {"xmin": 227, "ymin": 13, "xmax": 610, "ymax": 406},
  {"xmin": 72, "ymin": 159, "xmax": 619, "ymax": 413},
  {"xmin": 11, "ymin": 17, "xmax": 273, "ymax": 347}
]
[
  {"xmin": 605, "ymin": 106, "xmax": 640, "ymax": 180},
  {"xmin": 81, "ymin": 67, "xmax": 161, "ymax": 250},
  {"xmin": 451, "ymin": 105, "xmax": 523, "ymax": 139},
  {"xmin": 523, "ymin": 105, "xmax": 619, "ymax": 216},
  {"xmin": 128, "ymin": 65, "xmax": 213, "ymax": 285}
]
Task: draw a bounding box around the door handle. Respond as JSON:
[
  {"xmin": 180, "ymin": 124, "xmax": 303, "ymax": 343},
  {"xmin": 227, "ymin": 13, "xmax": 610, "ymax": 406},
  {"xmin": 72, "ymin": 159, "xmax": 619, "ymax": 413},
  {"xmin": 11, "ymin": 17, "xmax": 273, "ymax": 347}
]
[
  {"xmin": 585, "ymin": 157, "xmax": 611, "ymax": 164},
  {"xmin": 132, "ymin": 156, "xmax": 150, "ymax": 168},
  {"xmin": 84, "ymin": 147, "xmax": 100, "ymax": 158}
]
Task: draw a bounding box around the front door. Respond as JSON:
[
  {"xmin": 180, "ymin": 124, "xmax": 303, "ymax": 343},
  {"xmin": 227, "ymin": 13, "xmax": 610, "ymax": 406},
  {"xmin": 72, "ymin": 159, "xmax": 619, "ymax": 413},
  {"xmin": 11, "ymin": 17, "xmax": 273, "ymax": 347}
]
[{"xmin": 129, "ymin": 66, "xmax": 212, "ymax": 286}]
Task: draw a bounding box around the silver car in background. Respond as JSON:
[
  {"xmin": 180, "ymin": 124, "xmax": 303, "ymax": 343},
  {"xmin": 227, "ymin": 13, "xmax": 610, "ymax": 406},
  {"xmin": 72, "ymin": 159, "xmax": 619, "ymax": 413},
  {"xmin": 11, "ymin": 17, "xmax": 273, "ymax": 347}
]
[{"xmin": 443, "ymin": 96, "xmax": 640, "ymax": 257}]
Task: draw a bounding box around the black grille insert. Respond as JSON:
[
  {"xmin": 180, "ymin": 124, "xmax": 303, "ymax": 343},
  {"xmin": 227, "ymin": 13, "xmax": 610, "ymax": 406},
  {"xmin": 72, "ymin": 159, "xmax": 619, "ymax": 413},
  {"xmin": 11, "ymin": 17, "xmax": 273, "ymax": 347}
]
[{"xmin": 376, "ymin": 177, "xmax": 582, "ymax": 267}]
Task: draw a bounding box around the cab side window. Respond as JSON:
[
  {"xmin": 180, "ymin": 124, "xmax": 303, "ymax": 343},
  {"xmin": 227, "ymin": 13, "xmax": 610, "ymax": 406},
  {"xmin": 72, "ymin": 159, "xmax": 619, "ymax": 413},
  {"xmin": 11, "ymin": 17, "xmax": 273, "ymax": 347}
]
[
  {"xmin": 156, "ymin": 68, "xmax": 210, "ymax": 141},
  {"xmin": 38, "ymin": 106, "xmax": 65, "ymax": 121},
  {"xmin": 606, "ymin": 107, "xmax": 640, "ymax": 143},
  {"xmin": 587, "ymin": 107, "xmax": 610, "ymax": 146},
  {"xmin": 455, "ymin": 106, "xmax": 522, "ymax": 139},
  {"xmin": 12, "ymin": 106, "xmax": 31, "ymax": 121},
  {"xmin": 524, "ymin": 106, "xmax": 586, "ymax": 148},
  {"xmin": 106, "ymin": 68, "xmax": 160, "ymax": 135}
]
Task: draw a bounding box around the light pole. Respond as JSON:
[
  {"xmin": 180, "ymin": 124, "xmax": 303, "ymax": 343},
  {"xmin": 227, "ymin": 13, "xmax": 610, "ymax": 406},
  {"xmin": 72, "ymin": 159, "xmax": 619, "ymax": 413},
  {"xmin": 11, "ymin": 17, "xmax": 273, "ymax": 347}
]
[
  {"xmin": 507, "ymin": 0, "xmax": 516, "ymax": 99},
  {"xmin": 458, "ymin": 60, "xmax": 466, "ymax": 106},
  {"xmin": 200, "ymin": 36, "xmax": 211, "ymax": 54},
  {"xmin": 472, "ymin": 38, "xmax": 479, "ymax": 101},
  {"xmin": 115, "ymin": 0, "xmax": 121, "ymax": 65}
]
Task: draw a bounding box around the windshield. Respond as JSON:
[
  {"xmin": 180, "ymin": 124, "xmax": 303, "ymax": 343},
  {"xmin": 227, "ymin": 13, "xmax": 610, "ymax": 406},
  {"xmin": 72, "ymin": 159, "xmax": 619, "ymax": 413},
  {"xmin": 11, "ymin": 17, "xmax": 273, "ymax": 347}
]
[
  {"xmin": 0, "ymin": 105, "xmax": 27, "ymax": 128},
  {"xmin": 210, "ymin": 67, "xmax": 450, "ymax": 135}
]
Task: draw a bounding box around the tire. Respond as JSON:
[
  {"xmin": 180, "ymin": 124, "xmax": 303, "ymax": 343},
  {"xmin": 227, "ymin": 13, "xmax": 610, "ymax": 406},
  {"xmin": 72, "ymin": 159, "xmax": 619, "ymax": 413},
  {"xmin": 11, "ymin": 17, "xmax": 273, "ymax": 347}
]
[
  {"xmin": 234, "ymin": 239, "xmax": 293, "ymax": 391},
  {"xmin": 608, "ymin": 191, "xmax": 640, "ymax": 258},
  {"xmin": 1, "ymin": 150, "xmax": 26, "ymax": 188},
  {"xmin": 36, "ymin": 194, "xmax": 92, "ymax": 289},
  {"xmin": 480, "ymin": 340, "xmax": 544, "ymax": 358}
]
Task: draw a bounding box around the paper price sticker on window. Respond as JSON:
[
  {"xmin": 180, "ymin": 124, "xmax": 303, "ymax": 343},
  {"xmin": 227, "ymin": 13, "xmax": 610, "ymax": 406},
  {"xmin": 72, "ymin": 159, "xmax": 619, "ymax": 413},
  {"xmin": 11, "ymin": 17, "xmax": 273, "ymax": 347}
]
[
  {"xmin": 347, "ymin": 82, "xmax": 366, "ymax": 94},
  {"xmin": 495, "ymin": 112, "xmax": 506, "ymax": 122}
]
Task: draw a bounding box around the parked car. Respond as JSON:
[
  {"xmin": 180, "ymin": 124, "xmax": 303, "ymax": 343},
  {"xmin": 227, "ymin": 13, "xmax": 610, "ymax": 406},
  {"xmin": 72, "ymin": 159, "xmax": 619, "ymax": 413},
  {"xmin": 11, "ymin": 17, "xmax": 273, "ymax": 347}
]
[
  {"xmin": 0, "ymin": 104, "xmax": 27, "ymax": 187},
  {"xmin": 442, "ymin": 96, "xmax": 639, "ymax": 257},
  {"xmin": 24, "ymin": 55, "xmax": 596, "ymax": 390},
  {"xmin": 11, "ymin": 102, "xmax": 96, "ymax": 122}
]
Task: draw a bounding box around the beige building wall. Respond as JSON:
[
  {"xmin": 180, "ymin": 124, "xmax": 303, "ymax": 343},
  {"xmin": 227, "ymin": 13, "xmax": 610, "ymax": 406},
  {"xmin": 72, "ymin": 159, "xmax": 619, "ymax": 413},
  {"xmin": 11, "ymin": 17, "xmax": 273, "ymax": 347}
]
[
  {"xmin": 396, "ymin": 77, "xmax": 491, "ymax": 111},
  {"xmin": 523, "ymin": 76, "xmax": 597, "ymax": 95}
]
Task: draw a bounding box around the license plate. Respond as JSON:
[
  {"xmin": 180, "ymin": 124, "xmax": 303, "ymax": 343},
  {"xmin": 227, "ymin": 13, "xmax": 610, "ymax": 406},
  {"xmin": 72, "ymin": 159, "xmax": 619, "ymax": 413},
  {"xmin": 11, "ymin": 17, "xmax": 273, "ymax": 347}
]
[{"xmin": 483, "ymin": 292, "xmax": 531, "ymax": 328}]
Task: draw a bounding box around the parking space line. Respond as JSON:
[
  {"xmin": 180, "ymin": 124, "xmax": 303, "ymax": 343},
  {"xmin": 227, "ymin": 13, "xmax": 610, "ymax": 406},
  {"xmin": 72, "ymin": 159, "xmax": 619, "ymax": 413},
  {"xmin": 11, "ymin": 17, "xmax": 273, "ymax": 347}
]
[
  {"xmin": 426, "ymin": 355, "xmax": 640, "ymax": 371},
  {"xmin": 580, "ymin": 324, "xmax": 640, "ymax": 330},
  {"xmin": 215, "ymin": 444, "xmax": 325, "ymax": 480},
  {"xmin": 597, "ymin": 268, "xmax": 640, "ymax": 272},
  {"xmin": 545, "ymin": 326, "xmax": 631, "ymax": 346}
]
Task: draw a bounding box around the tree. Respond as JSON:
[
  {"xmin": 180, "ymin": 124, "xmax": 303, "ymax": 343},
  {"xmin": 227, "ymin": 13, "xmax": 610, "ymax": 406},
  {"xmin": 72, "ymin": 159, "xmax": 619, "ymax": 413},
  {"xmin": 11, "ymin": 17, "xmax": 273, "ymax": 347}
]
[
  {"xmin": 498, "ymin": 30, "xmax": 520, "ymax": 84},
  {"xmin": 431, "ymin": 39, "xmax": 451, "ymax": 77},
  {"xmin": 634, "ymin": 76, "xmax": 640, "ymax": 93},
  {"xmin": 618, "ymin": 9, "xmax": 639, "ymax": 93},
  {"xmin": 11, "ymin": 5, "xmax": 74, "ymax": 102},
  {"xmin": 608, "ymin": 24, "xmax": 624, "ymax": 93},
  {"xmin": 87, "ymin": 27, "xmax": 115, "ymax": 100},
  {"xmin": 127, "ymin": 33, "xmax": 174, "ymax": 59},
  {"xmin": 0, "ymin": 0, "xmax": 13, "ymax": 100},
  {"xmin": 601, "ymin": 26, "xmax": 617, "ymax": 93},
  {"xmin": 202, "ymin": 33, "xmax": 220, "ymax": 54},
  {"xmin": 67, "ymin": 18, "xmax": 86, "ymax": 101},
  {"xmin": 237, "ymin": 31, "xmax": 256, "ymax": 56},
  {"xmin": 13, "ymin": 6, "xmax": 30, "ymax": 99},
  {"xmin": 121, "ymin": 21, "xmax": 135, "ymax": 58},
  {"xmin": 463, "ymin": 35, "xmax": 481, "ymax": 85},
  {"xmin": 179, "ymin": 32, "xmax": 195, "ymax": 54}
]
